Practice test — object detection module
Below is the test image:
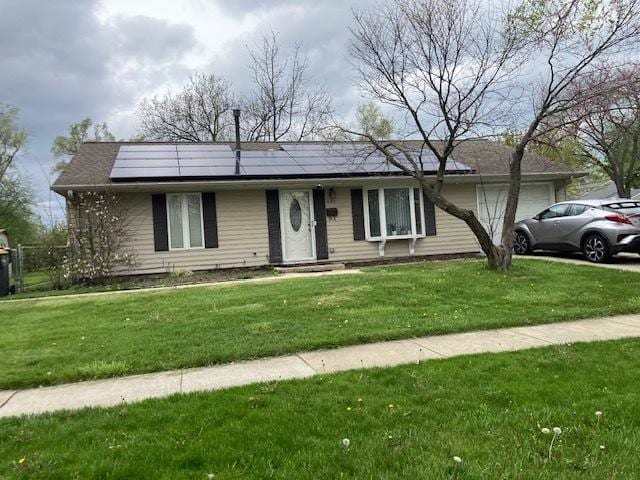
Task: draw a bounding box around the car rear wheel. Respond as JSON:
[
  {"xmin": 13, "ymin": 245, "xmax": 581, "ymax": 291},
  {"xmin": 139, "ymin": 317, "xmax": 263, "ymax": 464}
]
[
  {"xmin": 582, "ymin": 234, "xmax": 611, "ymax": 263},
  {"xmin": 513, "ymin": 231, "xmax": 531, "ymax": 255}
]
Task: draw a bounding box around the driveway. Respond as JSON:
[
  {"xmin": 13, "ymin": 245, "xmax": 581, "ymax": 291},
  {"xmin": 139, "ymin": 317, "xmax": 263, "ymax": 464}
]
[{"xmin": 523, "ymin": 252, "xmax": 640, "ymax": 272}]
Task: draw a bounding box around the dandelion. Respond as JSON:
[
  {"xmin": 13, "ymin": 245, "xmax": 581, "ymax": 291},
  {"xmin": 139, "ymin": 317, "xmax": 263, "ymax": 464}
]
[
  {"xmin": 595, "ymin": 411, "xmax": 603, "ymax": 418},
  {"xmin": 387, "ymin": 435, "xmax": 393, "ymax": 439},
  {"xmin": 18, "ymin": 458, "xmax": 26, "ymax": 464},
  {"xmin": 541, "ymin": 428, "xmax": 550, "ymax": 434},
  {"xmin": 388, "ymin": 404, "xmax": 394, "ymax": 409},
  {"xmin": 341, "ymin": 438, "xmax": 350, "ymax": 448},
  {"xmin": 600, "ymin": 445, "xmax": 605, "ymax": 450},
  {"xmin": 545, "ymin": 426, "xmax": 562, "ymax": 460},
  {"xmin": 346, "ymin": 407, "xmax": 352, "ymax": 411},
  {"xmin": 358, "ymin": 398, "xmax": 363, "ymax": 402},
  {"xmin": 452, "ymin": 456, "xmax": 462, "ymax": 463},
  {"xmin": 207, "ymin": 474, "xmax": 215, "ymax": 479}
]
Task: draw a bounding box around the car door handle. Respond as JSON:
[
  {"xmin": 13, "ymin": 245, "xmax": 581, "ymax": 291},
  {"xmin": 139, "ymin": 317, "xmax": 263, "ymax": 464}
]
[{"xmin": 554, "ymin": 220, "xmax": 560, "ymax": 224}]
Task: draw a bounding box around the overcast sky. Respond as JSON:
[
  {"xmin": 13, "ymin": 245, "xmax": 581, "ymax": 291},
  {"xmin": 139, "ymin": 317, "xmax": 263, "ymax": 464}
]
[{"xmin": 1, "ymin": 0, "xmax": 371, "ymax": 224}]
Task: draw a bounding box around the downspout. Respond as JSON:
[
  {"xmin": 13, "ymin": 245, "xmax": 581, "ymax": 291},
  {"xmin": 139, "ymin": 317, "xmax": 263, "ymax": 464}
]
[{"xmin": 233, "ymin": 109, "xmax": 241, "ymax": 175}]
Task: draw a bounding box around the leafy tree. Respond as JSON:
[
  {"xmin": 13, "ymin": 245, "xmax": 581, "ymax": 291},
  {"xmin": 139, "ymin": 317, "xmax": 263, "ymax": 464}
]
[
  {"xmin": 0, "ymin": 103, "xmax": 27, "ymax": 182},
  {"xmin": 51, "ymin": 118, "xmax": 115, "ymax": 173},
  {"xmin": 354, "ymin": 102, "xmax": 393, "ymax": 140},
  {"xmin": 557, "ymin": 65, "xmax": 640, "ymax": 198},
  {"xmin": 0, "ymin": 174, "xmax": 41, "ymax": 245}
]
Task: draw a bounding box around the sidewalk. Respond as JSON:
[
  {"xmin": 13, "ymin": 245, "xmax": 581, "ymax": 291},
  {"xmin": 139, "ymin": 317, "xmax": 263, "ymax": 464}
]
[{"xmin": 2, "ymin": 313, "xmax": 639, "ymax": 418}]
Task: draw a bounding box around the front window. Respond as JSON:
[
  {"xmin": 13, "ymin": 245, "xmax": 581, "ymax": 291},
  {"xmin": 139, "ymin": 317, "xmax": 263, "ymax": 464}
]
[
  {"xmin": 167, "ymin": 193, "xmax": 204, "ymax": 249},
  {"xmin": 365, "ymin": 187, "xmax": 424, "ymax": 239}
]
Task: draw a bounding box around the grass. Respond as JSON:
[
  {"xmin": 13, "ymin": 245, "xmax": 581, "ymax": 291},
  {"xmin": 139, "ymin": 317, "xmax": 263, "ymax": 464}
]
[
  {"xmin": 4, "ymin": 266, "xmax": 276, "ymax": 300},
  {"xmin": 21, "ymin": 270, "xmax": 50, "ymax": 288},
  {"xmin": 1, "ymin": 259, "xmax": 640, "ymax": 390},
  {"xmin": 1, "ymin": 339, "xmax": 639, "ymax": 478}
]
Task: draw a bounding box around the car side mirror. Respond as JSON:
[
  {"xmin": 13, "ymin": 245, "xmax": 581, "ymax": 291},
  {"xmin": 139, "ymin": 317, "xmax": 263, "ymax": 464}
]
[{"xmin": 533, "ymin": 214, "xmax": 541, "ymax": 220}]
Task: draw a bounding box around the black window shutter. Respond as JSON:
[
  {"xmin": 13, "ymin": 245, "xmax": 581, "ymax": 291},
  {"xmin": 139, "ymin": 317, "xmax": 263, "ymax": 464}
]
[
  {"xmin": 265, "ymin": 190, "xmax": 282, "ymax": 263},
  {"xmin": 423, "ymin": 192, "xmax": 437, "ymax": 236},
  {"xmin": 350, "ymin": 188, "xmax": 365, "ymax": 241},
  {"xmin": 202, "ymin": 192, "xmax": 218, "ymax": 248},
  {"xmin": 151, "ymin": 193, "xmax": 169, "ymax": 251},
  {"xmin": 313, "ymin": 189, "xmax": 329, "ymax": 260}
]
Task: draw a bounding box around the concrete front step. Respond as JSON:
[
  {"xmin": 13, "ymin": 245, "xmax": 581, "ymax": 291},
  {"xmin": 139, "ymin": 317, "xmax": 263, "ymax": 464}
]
[{"xmin": 275, "ymin": 263, "xmax": 346, "ymax": 274}]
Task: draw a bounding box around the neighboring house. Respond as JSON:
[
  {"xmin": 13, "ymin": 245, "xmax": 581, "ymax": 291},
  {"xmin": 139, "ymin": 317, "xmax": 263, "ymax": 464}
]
[
  {"xmin": 52, "ymin": 140, "xmax": 578, "ymax": 275},
  {"xmin": 575, "ymin": 181, "xmax": 640, "ymax": 201}
]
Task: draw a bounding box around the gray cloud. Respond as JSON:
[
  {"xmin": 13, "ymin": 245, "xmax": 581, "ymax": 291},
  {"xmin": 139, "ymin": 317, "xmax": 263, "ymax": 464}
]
[
  {"xmin": 1, "ymin": 0, "xmax": 376, "ymax": 224},
  {"xmin": 208, "ymin": 0, "xmax": 373, "ymax": 114},
  {"xmin": 0, "ymin": 0, "xmax": 199, "ymax": 222}
]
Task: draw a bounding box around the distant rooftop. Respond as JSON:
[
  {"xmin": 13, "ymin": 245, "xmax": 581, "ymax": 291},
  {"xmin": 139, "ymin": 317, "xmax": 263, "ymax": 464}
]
[{"xmin": 576, "ymin": 181, "xmax": 640, "ymax": 200}]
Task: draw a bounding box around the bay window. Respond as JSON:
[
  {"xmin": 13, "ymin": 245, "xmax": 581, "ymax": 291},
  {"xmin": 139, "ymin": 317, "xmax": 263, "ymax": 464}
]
[
  {"xmin": 167, "ymin": 193, "xmax": 204, "ymax": 249},
  {"xmin": 364, "ymin": 187, "xmax": 424, "ymax": 239}
]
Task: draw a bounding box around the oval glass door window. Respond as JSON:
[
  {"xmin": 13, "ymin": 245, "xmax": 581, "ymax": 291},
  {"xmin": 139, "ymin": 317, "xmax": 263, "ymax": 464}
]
[{"xmin": 290, "ymin": 198, "xmax": 302, "ymax": 232}]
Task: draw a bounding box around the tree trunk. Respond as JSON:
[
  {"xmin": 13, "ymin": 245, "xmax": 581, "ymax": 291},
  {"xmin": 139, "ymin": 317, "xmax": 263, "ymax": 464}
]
[
  {"xmin": 615, "ymin": 179, "xmax": 631, "ymax": 198},
  {"xmin": 418, "ymin": 178, "xmax": 511, "ymax": 270}
]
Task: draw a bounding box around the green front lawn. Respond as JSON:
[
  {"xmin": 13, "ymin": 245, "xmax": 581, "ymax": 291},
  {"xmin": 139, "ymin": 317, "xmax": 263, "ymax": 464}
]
[
  {"xmin": 1, "ymin": 259, "xmax": 640, "ymax": 390},
  {"xmin": 1, "ymin": 340, "xmax": 639, "ymax": 478}
]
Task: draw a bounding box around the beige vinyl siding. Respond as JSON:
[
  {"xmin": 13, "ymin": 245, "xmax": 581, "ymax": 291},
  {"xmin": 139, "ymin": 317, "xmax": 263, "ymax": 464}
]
[
  {"xmin": 117, "ymin": 190, "xmax": 270, "ymax": 274},
  {"xmin": 325, "ymin": 184, "xmax": 480, "ymax": 262},
  {"xmin": 112, "ymin": 183, "xmax": 481, "ymax": 275}
]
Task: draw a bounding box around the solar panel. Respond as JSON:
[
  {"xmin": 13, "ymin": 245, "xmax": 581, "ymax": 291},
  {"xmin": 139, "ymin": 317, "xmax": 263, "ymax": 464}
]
[
  {"xmin": 109, "ymin": 143, "xmax": 472, "ymax": 180},
  {"xmin": 110, "ymin": 167, "xmax": 181, "ymax": 179},
  {"xmin": 176, "ymin": 144, "xmax": 232, "ymax": 152}
]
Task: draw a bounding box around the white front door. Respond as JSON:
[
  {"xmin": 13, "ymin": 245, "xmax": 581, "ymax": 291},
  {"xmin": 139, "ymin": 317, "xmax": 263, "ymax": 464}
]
[{"xmin": 280, "ymin": 190, "xmax": 316, "ymax": 262}]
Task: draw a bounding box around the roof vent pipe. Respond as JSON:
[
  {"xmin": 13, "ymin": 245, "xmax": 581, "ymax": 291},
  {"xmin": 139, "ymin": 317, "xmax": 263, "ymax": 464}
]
[{"xmin": 233, "ymin": 108, "xmax": 241, "ymax": 175}]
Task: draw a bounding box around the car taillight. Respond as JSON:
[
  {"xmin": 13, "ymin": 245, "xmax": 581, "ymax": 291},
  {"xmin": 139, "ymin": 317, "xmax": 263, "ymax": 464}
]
[{"xmin": 605, "ymin": 213, "xmax": 632, "ymax": 225}]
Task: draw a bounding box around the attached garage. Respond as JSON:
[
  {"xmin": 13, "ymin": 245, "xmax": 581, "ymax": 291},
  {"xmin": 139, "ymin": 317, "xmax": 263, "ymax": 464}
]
[{"xmin": 477, "ymin": 183, "xmax": 556, "ymax": 243}]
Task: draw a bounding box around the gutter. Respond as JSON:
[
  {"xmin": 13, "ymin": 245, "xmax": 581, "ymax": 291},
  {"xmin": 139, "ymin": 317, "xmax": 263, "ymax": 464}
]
[{"xmin": 51, "ymin": 172, "xmax": 586, "ymax": 195}]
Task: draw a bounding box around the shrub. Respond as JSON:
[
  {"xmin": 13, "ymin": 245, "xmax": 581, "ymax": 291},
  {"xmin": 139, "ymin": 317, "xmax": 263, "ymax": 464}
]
[{"xmin": 65, "ymin": 192, "xmax": 136, "ymax": 285}]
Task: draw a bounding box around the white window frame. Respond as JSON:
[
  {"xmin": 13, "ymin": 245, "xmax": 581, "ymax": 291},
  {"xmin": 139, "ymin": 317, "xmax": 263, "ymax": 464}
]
[
  {"xmin": 166, "ymin": 192, "xmax": 205, "ymax": 251},
  {"xmin": 363, "ymin": 186, "xmax": 426, "ymax": 241}
]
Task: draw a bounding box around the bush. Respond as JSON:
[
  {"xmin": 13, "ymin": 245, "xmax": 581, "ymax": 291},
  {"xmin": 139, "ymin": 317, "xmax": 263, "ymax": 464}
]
[{"xmin": 65, "ymin": 192, "xmax": 136, "ymax": 285}]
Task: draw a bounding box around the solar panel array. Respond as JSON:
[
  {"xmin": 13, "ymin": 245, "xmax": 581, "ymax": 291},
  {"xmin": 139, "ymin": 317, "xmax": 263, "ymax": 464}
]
[{"xmin": 109, "ymin": 143, "xmax": 472, "ymax": 180}]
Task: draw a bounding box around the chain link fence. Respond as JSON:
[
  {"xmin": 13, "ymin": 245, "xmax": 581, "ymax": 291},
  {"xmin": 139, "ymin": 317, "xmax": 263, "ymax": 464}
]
[{"xmin": 11, "ymin": 245, "xmax": 67, "ymax": 293}]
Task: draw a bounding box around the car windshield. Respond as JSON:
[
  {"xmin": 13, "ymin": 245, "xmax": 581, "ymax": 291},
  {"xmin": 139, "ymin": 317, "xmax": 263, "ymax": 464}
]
[{"xmin": 603, "ymin": 201, "xmax": 640, "ymax": 215}]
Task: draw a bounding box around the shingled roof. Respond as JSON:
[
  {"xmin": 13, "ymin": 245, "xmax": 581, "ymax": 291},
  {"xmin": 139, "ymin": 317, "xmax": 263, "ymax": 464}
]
[{"xmin": 52, "ymin": 139, "xmax": 577, "ymax": 190}]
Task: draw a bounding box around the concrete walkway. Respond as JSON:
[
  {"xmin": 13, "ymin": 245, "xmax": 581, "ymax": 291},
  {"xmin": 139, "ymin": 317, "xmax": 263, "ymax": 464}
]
[
  {"xmin": 2, "ymin": 314, "xmax": 640, "ymax": 418},
  {"xmin": 523, "ymin": 253, "xmax": 640, "ymax": 272}
]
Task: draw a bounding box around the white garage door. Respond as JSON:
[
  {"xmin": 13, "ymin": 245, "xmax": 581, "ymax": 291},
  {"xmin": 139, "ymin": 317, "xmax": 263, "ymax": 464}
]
[{"xmin": 477, "ymin": 183, "xmax": 555, "ymax": 243}]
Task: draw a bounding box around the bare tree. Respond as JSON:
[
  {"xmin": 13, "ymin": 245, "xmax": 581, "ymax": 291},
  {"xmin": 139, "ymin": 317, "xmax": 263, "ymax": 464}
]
[
  {"xmin": 349, "ymin": 0, "xmax": 640, "ymax": 270},
  {"xmin": 243, "ymin": 31, "xmax": 333, "ymax": 141},
  {"xmin": 349, "ymin": 0, "xmax": 523, "ymax": 269},
  {"xmin": 499, "ymin": 0, "xmax": 640, "ymax": 266},
  {"xmin": 0, "ymin": 103, "xmax": 27, "ymax": 182},
  {"xmin": 559, "ymin": 64, "xmax": 640, "ymax": 198},
  {"xmin": 138, "ymin": 73, "xmax": 234, "ymax": 142}
]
